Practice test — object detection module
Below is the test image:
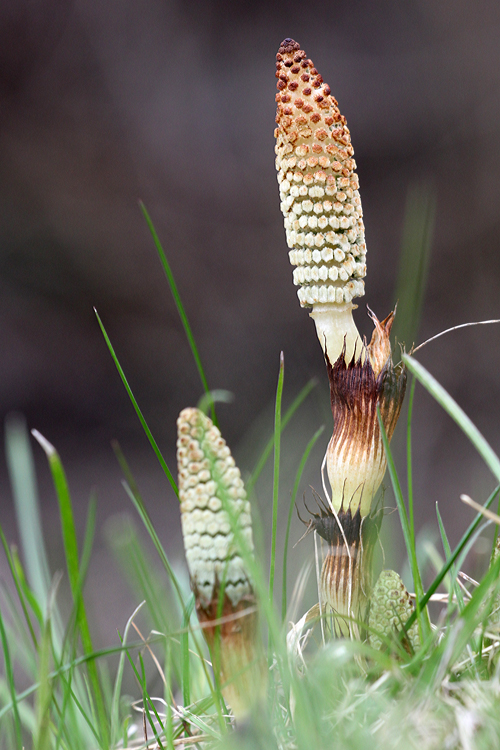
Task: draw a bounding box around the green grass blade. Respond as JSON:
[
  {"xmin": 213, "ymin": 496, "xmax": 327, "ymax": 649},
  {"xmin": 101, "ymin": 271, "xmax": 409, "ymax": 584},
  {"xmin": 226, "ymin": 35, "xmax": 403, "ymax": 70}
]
[
  {"xmin": 110, "ymin": 601, "xmax": 146, "ymax": 745},
  {"xmin": 181, "ymin": 595, "xmax": 195, "ymax": 711},
  {"xmin": 403, "ymin": 355, "xmax": 500, "ymax": 483},
  {"xmin": 164, "ymin": 642, "xmax": 174, "ymax": 750},
  {"xmin": 406, "ymin": 377, "xmax": 416, "ymax": 541},
  {"xmin": 432, "ymin": 554, "xmax": 500, "ymax": 678},
  {"xmin": 0, "ymin": 524, "xmax": 39, "ymax": 645},
  {"xmin": 406, "ymin": 485, "xmax": 500, "ymax": 634},
  {"xmin": 112, "ymin": 440, "xmax": 185, "ymax": 608},
  {"xmin": 94, "ymin": 308, "xmax": 178, "ymax": 497},
  {"xmin": 269, "ymin": 352, "xmax": 284, "ymax": 605},
  {"xmin": 0, "ymin": 640, "xmax": 157, "ymax": 723},
  {"xmin": 378, "ymin": 409, "xmax": 432, "ymax": 641},
  {"xmin": 139, "ymin": 201, "xmax": 216, "ymax": 425},
  {"xmin": 5, "ymin": 414, "xmax": 51, "ymax": 613},
  {"xmin": 247, "ymin": 377, "xmax": 317, "ymax": 492},
  {"xmin": 139, "ymin": 654, "xmax": 165, "ymax": 749},
  {"xmin": 435, "ymin": 504, "xmax": 465, "ymax": 614},
  {"xmin": 392, "ymin": 183, "xmax": 435, "ymax": 350},
  {"xmin": 31, "ymin": 430, "xmax": 109, "ymax": 750},
  {"xmin": 0, "ymin": 605, "xmax": 23, "ymax": 748},
  {"xmin": 282, "ymin": 425, "xmax": 324, "ymax": 621},
  {"xmin": 35, "ymin": 581, "xmax": 59, "ymax": 750}
]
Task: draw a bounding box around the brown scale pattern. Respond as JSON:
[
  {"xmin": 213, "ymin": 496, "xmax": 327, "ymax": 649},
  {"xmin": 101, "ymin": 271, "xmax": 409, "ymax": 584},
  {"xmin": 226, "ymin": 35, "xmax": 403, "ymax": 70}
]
[{"xmin": 275, "ymin": 38, "xmax": 366, "ymax": 307}]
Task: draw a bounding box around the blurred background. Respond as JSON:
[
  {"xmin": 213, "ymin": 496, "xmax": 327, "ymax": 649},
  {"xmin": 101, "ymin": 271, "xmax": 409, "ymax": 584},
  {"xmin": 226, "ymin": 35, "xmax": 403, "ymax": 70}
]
[{"xmin": 1, "ymin": 0, "xmax": 500, "ymax": 645}]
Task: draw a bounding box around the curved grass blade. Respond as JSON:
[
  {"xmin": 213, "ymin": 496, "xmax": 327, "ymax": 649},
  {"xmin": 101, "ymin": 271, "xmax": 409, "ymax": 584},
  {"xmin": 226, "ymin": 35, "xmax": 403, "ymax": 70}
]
[
  {"xmin": 31, "ymin": 430, "xmax": 109, "ymax": 750},
  {"xmin": 94, "ymin": 308, "xmax": 178, "ymax": 497},
  {"xmin": 402, "ymin": 355, "xmax": 500, "ymax": 483},
  {"xmin": 139, "ymin": 201, "xmax": 216, "ymax": 425}
]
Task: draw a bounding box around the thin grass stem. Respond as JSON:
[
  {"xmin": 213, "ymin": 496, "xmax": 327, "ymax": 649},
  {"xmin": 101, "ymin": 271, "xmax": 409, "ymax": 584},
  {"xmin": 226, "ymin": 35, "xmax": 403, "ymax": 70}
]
[
  {"xmin": 95, "ymin": 309, "xmax": 178, "ymax": 497},
  {"xmin": 269, "ymin": 352, "xmax": 284, "ymax": 605},
  {"xmin": 407, "ymin": 377, "xmax": 416, "ymax": 542},
  {"xmin": 247, "ymin": 377, "xmax": 316, "ymax": 492},
  {"xmin": 139, "ymin": 201, "xmax": 216, "ymax": 425},
  {"xmin": 282, "ymin": 425, "xmax": 324, "ymax": 621}
]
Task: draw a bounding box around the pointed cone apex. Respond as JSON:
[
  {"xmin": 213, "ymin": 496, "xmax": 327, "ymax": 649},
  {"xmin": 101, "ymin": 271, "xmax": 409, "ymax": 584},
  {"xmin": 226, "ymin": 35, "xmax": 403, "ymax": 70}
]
[{"xmin": 275, "ymin": 39, "xmax": 366, "ymax": 308}]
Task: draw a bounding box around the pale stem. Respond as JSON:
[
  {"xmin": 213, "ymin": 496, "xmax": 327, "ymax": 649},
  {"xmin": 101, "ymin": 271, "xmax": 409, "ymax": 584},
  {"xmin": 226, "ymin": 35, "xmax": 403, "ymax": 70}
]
[{"xmin": 309, "ymin": 302, "xmax": 365, "ymax": 364}]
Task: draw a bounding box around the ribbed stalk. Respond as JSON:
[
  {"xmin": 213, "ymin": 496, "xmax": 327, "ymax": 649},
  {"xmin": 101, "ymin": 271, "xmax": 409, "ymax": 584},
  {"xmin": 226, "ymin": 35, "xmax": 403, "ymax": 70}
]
[
  {"xmin": 275, "ymin": 39, "xmax": 407, "ymax": 640},
  {"xmin": 319, "ymin": 512, "xmax": 379, "ymax": 637}
]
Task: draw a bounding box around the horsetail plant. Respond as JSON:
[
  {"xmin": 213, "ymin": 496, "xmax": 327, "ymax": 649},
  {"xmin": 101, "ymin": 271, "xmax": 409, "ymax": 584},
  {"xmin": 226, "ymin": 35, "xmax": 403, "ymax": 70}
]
[
  {"xmin": 275, "ymin": 39, "xmax": 407, "ymax": 637},
  {"xmin": 177, "ymin": 407, "xmax": 264, "ymax": 720}
]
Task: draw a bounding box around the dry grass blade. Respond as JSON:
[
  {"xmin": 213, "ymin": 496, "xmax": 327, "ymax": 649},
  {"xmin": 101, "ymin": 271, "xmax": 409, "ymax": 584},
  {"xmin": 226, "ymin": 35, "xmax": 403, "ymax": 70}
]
[{"xmin": 461, "ymin": 494, "xmax": 500, "ymax": 525}]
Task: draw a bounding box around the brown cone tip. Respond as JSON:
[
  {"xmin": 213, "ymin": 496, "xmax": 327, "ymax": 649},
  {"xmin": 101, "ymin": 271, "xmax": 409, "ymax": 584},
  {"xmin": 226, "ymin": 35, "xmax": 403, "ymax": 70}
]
[
  {"xmin": 278, "ymin": 38, "xmax": 301, "ymax": 54},
  {"xmin": 275, "ymin": 38, "xmax": 366, "ymax": 307}
]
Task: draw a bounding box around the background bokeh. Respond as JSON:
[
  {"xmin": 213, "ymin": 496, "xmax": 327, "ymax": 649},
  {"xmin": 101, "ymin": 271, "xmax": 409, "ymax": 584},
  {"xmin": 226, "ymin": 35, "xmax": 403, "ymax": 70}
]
[{"xmin": 2, "ymin": 0, "xmax": 500, "ymax": 644}]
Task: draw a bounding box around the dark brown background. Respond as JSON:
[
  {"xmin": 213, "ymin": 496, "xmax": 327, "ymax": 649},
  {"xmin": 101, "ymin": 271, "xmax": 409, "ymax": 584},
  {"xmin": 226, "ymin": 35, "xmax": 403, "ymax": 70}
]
[{"xmin": 1, "ymin": 0, "xmax": 500, "ymax": 643}]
